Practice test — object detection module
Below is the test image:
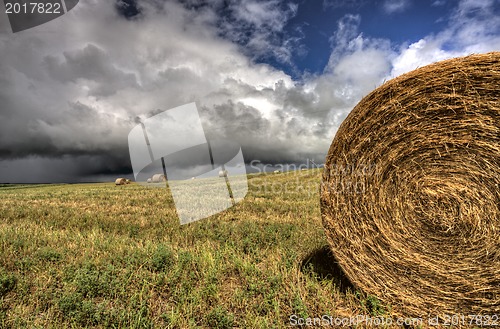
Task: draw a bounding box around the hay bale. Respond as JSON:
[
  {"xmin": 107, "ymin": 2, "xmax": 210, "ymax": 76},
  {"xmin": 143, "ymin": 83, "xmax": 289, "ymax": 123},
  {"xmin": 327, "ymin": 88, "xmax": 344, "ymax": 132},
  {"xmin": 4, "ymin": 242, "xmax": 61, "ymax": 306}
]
[
  {"xmin": 151, "ymin": 174, "xmax": 166, "ymax": 183},
  {"xmin": 320, "ymin": 52, "xmax": 500, "ymax": 318},
  {"xmin": 218, "ymin": 170, "xmax": 228, "ymax": 178},
  {"xmin": 125, "ymin": 179, "xmax": 131, "ymax": 184},
  {"xmin": 115, "ymin": 178, "xmax": 126, "ymax": 186},
  {"xmin": 146, "ymin": 178, "xmax": 152, "ymax": 183}
]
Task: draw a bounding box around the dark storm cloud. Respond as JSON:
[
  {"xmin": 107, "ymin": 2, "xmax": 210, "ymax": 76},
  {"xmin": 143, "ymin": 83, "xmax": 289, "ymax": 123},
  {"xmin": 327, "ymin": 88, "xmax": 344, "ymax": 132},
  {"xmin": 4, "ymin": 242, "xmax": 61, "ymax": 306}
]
[
  {"xmin": 0, "ymin": 100, "xmax": 134, "ymax": 158},
  {"xmin": 0, "ymin": 154, "xmax": 132, "ymax": 183},
  {"xmin": 201, "ymin": 101, "xmax": 271, "ymax": 140}
]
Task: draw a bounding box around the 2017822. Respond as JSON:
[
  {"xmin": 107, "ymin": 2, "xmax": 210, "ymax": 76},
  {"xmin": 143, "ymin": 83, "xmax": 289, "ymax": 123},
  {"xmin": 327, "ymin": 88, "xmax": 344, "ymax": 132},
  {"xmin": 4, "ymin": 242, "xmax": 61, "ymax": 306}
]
[{"xmin": 5, "ymin": 2, "xmax": 61, "ymax": 14}]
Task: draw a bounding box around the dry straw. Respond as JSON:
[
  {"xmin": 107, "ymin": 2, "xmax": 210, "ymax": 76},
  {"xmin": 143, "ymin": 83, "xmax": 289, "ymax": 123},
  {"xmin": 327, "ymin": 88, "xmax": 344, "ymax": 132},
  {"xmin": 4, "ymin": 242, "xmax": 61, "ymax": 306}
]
[
  {"xmin": 321, "ymin": 52, "xmax": 500, "ymax": 318},
  {"xmin": 115, "ymin": 178, "xmax": 127, "ymax": 186},
  {"xmin": 152, "ymin": 174, "xmax": 166, "ymax": 183}
]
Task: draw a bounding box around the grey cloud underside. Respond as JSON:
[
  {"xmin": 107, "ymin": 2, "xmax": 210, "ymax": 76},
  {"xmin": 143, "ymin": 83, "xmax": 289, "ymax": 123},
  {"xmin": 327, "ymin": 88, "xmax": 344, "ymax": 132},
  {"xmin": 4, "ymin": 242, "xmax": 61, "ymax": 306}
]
[{"xmin": 0, "ymin": 97, "xmax": 134, "ymax": 158}]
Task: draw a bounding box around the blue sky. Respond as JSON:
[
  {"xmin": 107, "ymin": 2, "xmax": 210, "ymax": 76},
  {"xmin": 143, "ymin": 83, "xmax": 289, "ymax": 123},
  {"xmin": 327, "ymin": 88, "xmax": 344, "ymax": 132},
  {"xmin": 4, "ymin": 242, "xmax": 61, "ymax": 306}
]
[
  {"xmin": 285, "ymin": 0, "xmax": 454, "ymax": 74},
  {"xmin": 204, "ymin": 0, "xmax": 475, "ymax": 76},
  {"xmin": 115, "ymin": 0, "xmax": 497, "ymax": 76},
  {"xmin": 0, "ymin": 0, "xmax": 499, "ymax": 182}
]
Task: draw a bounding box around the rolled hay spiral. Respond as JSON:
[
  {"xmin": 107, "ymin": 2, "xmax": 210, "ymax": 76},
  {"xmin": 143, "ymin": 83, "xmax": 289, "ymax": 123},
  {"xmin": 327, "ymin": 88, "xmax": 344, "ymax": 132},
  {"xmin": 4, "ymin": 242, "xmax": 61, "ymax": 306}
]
[{"xmin": 320, "ymin": 52, "xmax": 500, "ymax": 318}]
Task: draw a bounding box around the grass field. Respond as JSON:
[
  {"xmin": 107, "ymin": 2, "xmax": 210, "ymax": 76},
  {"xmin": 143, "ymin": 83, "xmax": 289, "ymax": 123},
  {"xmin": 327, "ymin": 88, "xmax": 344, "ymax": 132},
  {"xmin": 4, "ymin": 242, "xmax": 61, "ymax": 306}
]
[{"xmin": 0, "ymin": 169, "xmax": 388, "ymax": 328}]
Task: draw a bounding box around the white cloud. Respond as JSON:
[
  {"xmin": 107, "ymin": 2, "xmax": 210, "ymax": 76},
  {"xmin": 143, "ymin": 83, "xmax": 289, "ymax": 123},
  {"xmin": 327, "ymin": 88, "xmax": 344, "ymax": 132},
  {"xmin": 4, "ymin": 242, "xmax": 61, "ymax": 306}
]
[
  {"xmin": 328, "ymin": 14, "xmax": 362, "ymax": 54},
  {"xmin": 218, "ymin": 0, "xmax": 301, "ymax": 65},
  {"xmin": 390, "ymin": 0, "xmax": 500, "ymax": 77},
  {"xmin": 383, "ymin": 0, "xmax": 411, "ymax": 14},
  {"xmin": 324, "ymin": 14, "xmax": 394, "ymax": 105},
  {"xmin": 390, "ymin": 39, "xmax": 457, "ymax": 77},
  {"xmin": 232, "ymin": 0, "xmax": 292, "ymax": 29},
  {"xmin": 431, "ymin": 0, "xmax": 446, "ymax": 6}
]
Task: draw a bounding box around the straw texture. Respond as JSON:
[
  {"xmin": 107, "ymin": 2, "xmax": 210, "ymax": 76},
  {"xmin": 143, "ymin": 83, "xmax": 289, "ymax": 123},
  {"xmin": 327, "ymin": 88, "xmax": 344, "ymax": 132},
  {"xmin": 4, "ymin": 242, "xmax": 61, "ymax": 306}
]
[{"xmin": 320, "ymin": 52, "xmax": 500, "ymax": 317}]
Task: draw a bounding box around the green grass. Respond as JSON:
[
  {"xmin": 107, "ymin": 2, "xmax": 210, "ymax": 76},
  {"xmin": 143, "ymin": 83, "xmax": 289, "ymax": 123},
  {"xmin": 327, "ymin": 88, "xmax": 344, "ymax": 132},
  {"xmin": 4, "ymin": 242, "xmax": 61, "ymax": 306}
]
[{"xmin": 0, "ymin": 169, "xmax": 379, "ymax": 328}]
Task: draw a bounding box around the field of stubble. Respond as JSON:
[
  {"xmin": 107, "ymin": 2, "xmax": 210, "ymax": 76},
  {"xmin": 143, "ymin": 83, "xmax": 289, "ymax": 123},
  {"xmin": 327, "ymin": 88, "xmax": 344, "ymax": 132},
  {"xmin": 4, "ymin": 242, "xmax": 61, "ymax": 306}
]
[{"xmin": 0, "ymin": 169, "xmax": 388, "ymax": 328}]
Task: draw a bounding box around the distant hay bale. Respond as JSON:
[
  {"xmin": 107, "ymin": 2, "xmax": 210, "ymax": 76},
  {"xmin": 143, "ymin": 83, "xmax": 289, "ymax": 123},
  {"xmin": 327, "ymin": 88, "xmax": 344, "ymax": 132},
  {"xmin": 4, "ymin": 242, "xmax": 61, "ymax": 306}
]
[
  {"xmin": 115, "ymin": 178, "xmax": 126, "ymax": 186},
  {"xmin": 273, "ymin": 170, "xmax": 281, "ymax": 174},
  {"xmin": 151, "ymin": 174, "xmax": 166, "ymax": 183},
  {"xmin": 125, "ymin": 179, "xmax": 131, "ymax": 184},
  {"xmin": 320, "ymin": 52, "xmax": 500, "ymax": 318},
  {"xmin": 146, "ymin": 178, "xmax": 152, "ymax": 184},
  {"xmin": 218, "ymin": 170, "xmax": 228, "ymax": 178}
]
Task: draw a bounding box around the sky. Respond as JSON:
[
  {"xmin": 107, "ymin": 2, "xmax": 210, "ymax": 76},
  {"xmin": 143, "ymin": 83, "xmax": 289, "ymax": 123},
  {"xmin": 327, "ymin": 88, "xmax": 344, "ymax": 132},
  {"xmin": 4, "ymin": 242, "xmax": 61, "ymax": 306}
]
[{"xmin": 0, "ymin": 0, "xmax": 499, "ymax": 183}]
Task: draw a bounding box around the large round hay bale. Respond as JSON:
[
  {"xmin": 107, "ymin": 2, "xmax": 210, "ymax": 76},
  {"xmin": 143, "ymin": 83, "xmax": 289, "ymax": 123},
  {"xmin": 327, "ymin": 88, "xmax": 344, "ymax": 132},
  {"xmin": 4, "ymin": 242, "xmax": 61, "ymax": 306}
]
[
  {"xmin": 320, "ymin": 52, "xmax": 500, "ymax": 318},
  {"xmin": 115, "ymin": 178, "xmax": 126, "ymax": 186}
]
